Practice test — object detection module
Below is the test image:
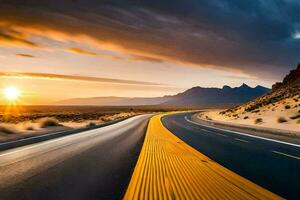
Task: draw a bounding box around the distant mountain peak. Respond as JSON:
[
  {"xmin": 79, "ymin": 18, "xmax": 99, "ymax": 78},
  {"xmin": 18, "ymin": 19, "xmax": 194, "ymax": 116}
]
[
  {"xmin": 240, "ymin": 83, "xmax": 251, "ymax": 88},
  {"xmin": 222, "ymin": 85, "xmax": 231, "ymax": 90}
]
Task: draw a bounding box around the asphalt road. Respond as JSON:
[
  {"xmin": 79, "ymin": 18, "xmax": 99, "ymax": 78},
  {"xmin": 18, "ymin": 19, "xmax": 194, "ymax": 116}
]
[
  {"xmin": 0, "ymin": 115, "xmax": 151, "ymax": 200},
  {"xmin": 162, "ymin": 112, "xmax": 300, "ymax": 200}
]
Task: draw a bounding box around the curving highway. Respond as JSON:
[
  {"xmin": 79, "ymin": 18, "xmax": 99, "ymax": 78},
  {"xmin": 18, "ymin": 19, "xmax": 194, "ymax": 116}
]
[
  {"xmin": 0, "ymin": 112, "xmax": 298, "ymax": 199},
  {"xmin": 0, "ymin": 115, "xmax": 151, "ymax": 200},
  {"xmin": 161, "ymin": 112, "xmax": 300, "ymax": 199}
]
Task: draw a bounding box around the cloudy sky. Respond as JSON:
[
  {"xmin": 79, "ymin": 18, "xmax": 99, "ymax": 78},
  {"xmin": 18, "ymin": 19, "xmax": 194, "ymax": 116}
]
[{"xmin": 0, "ymin": 0, "xmax": 299, "ymax": 104}]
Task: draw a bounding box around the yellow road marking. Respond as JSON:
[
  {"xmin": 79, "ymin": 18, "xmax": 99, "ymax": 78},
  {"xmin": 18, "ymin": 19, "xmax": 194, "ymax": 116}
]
[
  {"xmin": 272, "ymin": 151, "xmax": 300, "ymax": 160},
  {"xmin": 124, "ymin": 114, "xmax": 283, "ymax": 200}
]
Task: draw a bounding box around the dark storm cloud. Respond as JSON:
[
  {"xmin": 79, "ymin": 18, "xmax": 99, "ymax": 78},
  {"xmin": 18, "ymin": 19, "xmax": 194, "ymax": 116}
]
[{"xmin": 0, "ymin": 0, "xmax": 299, "ymax": 79}]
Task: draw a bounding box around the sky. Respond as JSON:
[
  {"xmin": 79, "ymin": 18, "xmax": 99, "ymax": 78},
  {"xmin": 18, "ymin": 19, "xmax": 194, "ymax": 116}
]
[{"xmin": 0, "ymin": 0, "xmax": 299, "ymax": 104}]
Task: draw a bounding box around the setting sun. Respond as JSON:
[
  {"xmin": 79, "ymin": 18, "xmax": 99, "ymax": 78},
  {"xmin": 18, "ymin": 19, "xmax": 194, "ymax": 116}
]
[{"xmin": 4, "ymin": 86, "xmax": 21, "ymax": 101}]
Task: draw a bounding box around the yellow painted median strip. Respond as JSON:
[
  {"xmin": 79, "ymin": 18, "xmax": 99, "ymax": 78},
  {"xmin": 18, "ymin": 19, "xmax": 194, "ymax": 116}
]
[{"xmin": 124, "ymin": 114, "xmax": 283, "ymax": 200}]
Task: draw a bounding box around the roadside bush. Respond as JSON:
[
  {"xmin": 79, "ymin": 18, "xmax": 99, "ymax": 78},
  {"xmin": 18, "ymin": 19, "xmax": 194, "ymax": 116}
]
[
  {"xmin": 290, "ymin": 114, "xmax": 300, "ymax": 120},
  {"xmin": 205, "ymin": 116, "xmax": 212, "ymax": 120},
  {"xmin": 25, "ymin": 126, "xmax": 35, "ymax": 131},
  {"xmin": 285, "ymin": 105, "xmax": 291, "ymax": 109},
  {"xmin": 39, "ymin": 118, "xmax": 61, "ymax": 128},
  {"xmin": 277, "ymin": 117, "xmax": 288, "ymax": 123},
  {"xmin": 86, "ymin": 122, "xmax": 96, "ymax": 127},
  {"xmin": 0, "ymin": 126, "xmax": 16, "ymax": 134},
  {"xmin": 254, "ymin": 118, "xmax": 263, "ymax": 124},
  {"xmin": 251, "ymin": 109, "xmax": 260, "ymax": 113}
]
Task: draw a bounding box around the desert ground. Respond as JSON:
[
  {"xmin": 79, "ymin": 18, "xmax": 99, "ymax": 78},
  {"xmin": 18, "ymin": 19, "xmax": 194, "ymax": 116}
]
[
  {"xmin": 0, "ymin": 105, "xmax": 173, "ymax": 142},
  {"xmin": 199, "ymin": 95, "xmax": 300, "ymax": 133}
]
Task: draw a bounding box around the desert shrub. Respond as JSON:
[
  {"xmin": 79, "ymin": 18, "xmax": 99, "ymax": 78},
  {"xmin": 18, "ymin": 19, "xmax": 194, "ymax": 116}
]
[
  {"xmin": 39, "ymin": 118, "xmax": 61, "ymax": 128},
  {"xmin": 277, "ymin": 117, "xmax": 288, "ymax": 123},
  {"xmin": 285, "ymin": 105, "xmax": 291, "ymax": 109},
  {"xmin": 244, "ymin": 116, "xmax": 249, "ymax": 119},
  {"xmin": 86, "ymin": 122, "xmax": 96, "ymax": 127},
  {"xmin": 205, "ymin": 116, "xmax": 212, "ymax": 120},
  {"xmin": 290, "ymin": 114, "xmax": 300, "ymax": 120},
  {"xmin": 25, "ymin": 126, "xmax": 35, "ymax": 131},
  {"xmin": 0, "ymin": 126, "xmax": 16, "ymax": 134},
  {"xmin": 251, "ymin": 110, "xmax": 260, "ymax": 113},
  {"xmin": 254, "ymin": 118, "xmax": 263, "ymax": 124}
]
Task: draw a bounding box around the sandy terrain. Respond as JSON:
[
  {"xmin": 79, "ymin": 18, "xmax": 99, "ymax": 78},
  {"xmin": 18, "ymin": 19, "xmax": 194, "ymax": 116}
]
[
  {"xmin": 0, "ymin": 106, "xmax": 143, "ymax": 142},
  {"xmin": 199, "ymin": 96, "xmax": 300, "ymax": 133}
]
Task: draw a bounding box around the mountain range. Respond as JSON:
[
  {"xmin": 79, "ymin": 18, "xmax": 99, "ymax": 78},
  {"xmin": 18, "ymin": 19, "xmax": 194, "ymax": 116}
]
[{"xmin": 56, "ymin": 84, "xmax": 270, "ymax": 108}]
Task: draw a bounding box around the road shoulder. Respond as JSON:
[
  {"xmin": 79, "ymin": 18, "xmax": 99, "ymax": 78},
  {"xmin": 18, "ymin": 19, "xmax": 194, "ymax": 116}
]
[{"xmin": 191, "ymin": 112, "xmax": 300, "ymax": 145}]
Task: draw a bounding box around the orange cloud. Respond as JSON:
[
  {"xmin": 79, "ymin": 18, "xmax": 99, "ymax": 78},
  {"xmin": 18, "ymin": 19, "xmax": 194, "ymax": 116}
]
[
  {"xmin": 0, "ymin": 72, "xmax": 164, "ymax": 86},
  {"xmin": 16, "ymin": 53, "xmax": 35, "ymax": 58},
  {"xmin": 67, "ymin": 48, "xmax": 97, "ymax": 56},
  {"xmin": 130, "ymin": 54, "xmax": 164, "ymax": 63},
  {"xmin": 0, "ymin": 27, "xmax": 38, "ymax": 48}
]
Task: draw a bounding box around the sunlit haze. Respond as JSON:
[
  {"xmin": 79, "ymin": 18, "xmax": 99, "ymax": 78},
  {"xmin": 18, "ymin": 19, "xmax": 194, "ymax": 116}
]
[
  {"xmin": 0, "ymin": 1, "xmax": 299, "ymax": 105},
  {"xmin": 3, "ymin": 86, "xmax": 20, "ymax": 101}
]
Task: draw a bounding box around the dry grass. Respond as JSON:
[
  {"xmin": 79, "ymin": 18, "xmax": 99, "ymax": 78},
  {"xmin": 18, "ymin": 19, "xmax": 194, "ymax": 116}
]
[{"xmin": 0, "ymin": 105, "xmax": 166, "ymax": 124}]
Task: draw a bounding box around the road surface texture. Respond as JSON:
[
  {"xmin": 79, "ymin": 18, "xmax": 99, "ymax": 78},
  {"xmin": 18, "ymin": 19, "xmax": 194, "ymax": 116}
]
[
  {"xmin": 161, "ymin": 112, "xmax": 300, "ymax": 199},
  {"xmin": 0, "ymin": 115, "xmax": 150, "ymax": 200},
  {"xmin": 125, "ymin": 114, "xmax": 281, "ymax": 200}
]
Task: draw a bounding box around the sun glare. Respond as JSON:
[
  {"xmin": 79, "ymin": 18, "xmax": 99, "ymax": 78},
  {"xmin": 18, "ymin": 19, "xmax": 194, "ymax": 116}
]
[{"xmin": 4, "ymin": 86, "xmax": 21, "ymax": 101}]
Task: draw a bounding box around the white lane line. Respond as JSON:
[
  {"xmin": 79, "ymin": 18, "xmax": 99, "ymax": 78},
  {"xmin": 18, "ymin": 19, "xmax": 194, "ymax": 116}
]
[
  {"xmin": 0, "ymin": 130, "xmax": 68, "ymax": 147},
  {"xmin": 217, "ymin": 133, "xmax": 228, "ymax": 137},
  {"xmin": 272, "ymin": 151, "xmax": 300, "ymax": 160},
  {"xmin": 184, "ymin": 116, "xmax": 300, "ymax": 148},
  {"xmin": 235, "ymin": 138, "xmax": 249, "ymax": 143},
  {"xmin": 200, "ymin": 129, "xmax": 212, "ymax": 133}
]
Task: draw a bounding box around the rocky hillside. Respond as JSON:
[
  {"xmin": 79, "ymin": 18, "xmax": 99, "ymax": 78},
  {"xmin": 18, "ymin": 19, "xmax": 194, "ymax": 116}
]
[
  {"xmin": 272, "ymin": 63, "xmax": 300, "ymax": 91},
  {"xmin": 221, "ymin": 63, "xmax": 300, "ymax": 125}
]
